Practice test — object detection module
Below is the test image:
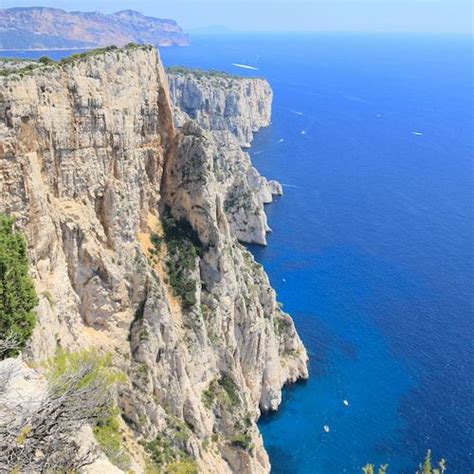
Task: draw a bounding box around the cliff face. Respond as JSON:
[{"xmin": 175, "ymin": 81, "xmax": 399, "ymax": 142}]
[
  {"xmin": 168, "ymin": 69, "xmax": 282, "ymax": 245},
  {"xmin": 0, "ymin": 7, "xmax": 189, "ymax": 50},
  {"xmin": 0, "ymin": 47, "xmax": 307, "ymax": 473},
  {"xmin": 168, "ymin": 70, "xmax": 271, "ymax": 148}
]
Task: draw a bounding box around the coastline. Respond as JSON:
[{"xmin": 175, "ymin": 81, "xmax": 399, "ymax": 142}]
[{"xmin": 0, "ymin": 44, "xmax": 186, "ymax": 52}]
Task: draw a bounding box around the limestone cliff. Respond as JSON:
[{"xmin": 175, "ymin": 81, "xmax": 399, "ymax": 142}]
[
  {"xmin": 168, "ymin": 68, "xmax": 271, "ymax": 148},
  {"xmin": 0, "ymin": 46, "xmax": 307, "ymax": 473},
  {"xmin": 0, "ymin": 7, "xmax": 189, "ymax": 50},
  {"xmin": 168, "ymin": 68, "xmax": 282, "ymax": 245}
]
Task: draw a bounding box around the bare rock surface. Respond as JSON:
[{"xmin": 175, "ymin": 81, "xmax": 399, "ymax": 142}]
[
  {"xmin": 0, "ymin": 46, "xmax": 307, "ymax": 473},
  {"xmin": 168, "ymin": 68, "xmax": 283, "ymax": 245}
]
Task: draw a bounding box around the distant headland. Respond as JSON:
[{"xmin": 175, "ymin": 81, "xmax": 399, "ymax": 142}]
[{"xmin": 0, "ymin": 7, "xmax": 189, "ymax": 50}]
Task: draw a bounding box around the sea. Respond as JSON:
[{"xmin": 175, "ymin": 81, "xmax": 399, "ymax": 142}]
[{"xmin": 3, "ymin": 32, "xmax": 473, "ymax": 473}]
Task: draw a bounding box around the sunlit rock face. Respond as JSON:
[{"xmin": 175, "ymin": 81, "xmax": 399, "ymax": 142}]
[
  {"xmin": 0, "ymin": 47, "xmax": 307, "ymax": 473},
  {"xmin": 168, "ymin": 69, "xmax": 282, "ymax": 245}
]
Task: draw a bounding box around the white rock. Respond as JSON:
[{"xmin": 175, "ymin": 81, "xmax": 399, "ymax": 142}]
[{"xmin": 0, "ymin": 47, "xmax": 308, "ymax": 474}]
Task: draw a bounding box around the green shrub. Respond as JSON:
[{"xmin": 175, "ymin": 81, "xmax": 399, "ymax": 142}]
[
  {"xmin": 230, "ymin": 433, "xmax": 252, "ymax": 451},
  {"xmin": 145, "ymin": 434, "xmax": 194, "ymax": 471},
  {"xmin": 202, "ymin": 374, "xmax": 240, "ymax": 409},
  {"xmin": 44, "ymin": 350, "xmax": 129, "ymax": 468},
  {"xmin": 58, "ymin": 45, "xmax": 120, "ymax": 66},
  {"xmin": 0, "ymin": 215, "xmax": 38, "ymax": 358},
  {"xmin": 161, "ymin": 207, "xmax": 202, "ymax": 310},
  {"xmin": 166, "ymin": 460, "xmax": 199, "ymax": 474},
  {"xmin": 169, "ymin": 416, "xmax": 191, "ymax": 443},
  {"xmin": 202, "ymin": 383, "xmax": 216, "ymax": 409},
  {"xmin": 0, "ymin": 63, "xmax": 39, "ymax": 78},
  {"xmin": 167, "ymin": 66, "xmax": 244, "ymax": 80},
  {"xmin": 218, "ymin": 374, "xmax": 240, "ymax": 407},
  {"xmin": 273, "ymin": 314, "xmax": 291, "ymax": 337},
  {"xmin": 93, "ymin": 409, "xmax": 131, "ymax": 470},
  {"xmin": 125, "ymin": 42, "xmax": 153, "ymax": 51},
  {"xmin": 44, "ymin": 349, "xmax": 125, "ymax": 390},
  {"xmin": 150, "ymin": 232, "xmax": 161, "ymax": 250},
  {"xmin": 38, "ymin": 56, "xmax": 55, "ymax": 65}
]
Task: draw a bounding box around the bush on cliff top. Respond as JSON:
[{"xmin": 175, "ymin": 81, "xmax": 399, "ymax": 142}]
[
  {"xmin": 167, "ymin": 65, "xmax": 243, "ymax": 80},
  {"xmin": 0, "ymin": 215, "xmax": 37, "ymax": 358},
  {"xmin": 58, "ymin": 43, "xmax": 153, "ymax": 65},
  {"xmin": 0, "ymin": 44, "xmax": 154, "ymax": 77}
]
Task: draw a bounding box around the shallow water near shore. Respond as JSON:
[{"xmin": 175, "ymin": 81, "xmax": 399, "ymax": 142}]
[{"xmin": 5, "ymin": 32, "xmax": 473, "ymax": 473}]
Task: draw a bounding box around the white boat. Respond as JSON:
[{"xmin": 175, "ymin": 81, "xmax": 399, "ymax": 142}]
[{"xmin": 323, "ymin": 425, "xmax": 330, "ymax": 433}]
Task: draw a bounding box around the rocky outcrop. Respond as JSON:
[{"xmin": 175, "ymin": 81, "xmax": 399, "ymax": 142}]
[
  {"xmin": 168, "ymin": 68, "xmax": 282, "ymax": 245},
  {"xmin": 168, "ymin": 69, "xmax": 272, "ymax": 148},
  {"xmin": 0, "ymin": 47, "xmax": 307, "ymax": 473},
  {"xmin": 0, "ymin": 7, "xmax": 189, "ymax": 50}
]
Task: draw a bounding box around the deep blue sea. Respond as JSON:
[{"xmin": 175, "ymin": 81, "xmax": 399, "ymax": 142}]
[{"xmin": 5, "ymin": 33, "xmax": 473, "ymax": 473}]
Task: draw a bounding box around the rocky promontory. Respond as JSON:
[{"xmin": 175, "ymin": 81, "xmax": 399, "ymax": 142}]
[
  {"xmin": 168, "ymin": 67, "xmax": 282, "ymax": 245},
  {"xmin": 0, "ymin": 7, "xmax": 189, "ymax": 50},
  {"xmin": 0, "ymin": 46, "xmax": 307, "ymax": 473},
  {"xmin": 168, "ymin": 67, "xmax": 272, "ymax": 148}
]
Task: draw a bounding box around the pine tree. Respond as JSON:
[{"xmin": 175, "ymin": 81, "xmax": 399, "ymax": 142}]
[{"xmin": 0, "ymin": 215, "xmax": 38, "ymax": 358}]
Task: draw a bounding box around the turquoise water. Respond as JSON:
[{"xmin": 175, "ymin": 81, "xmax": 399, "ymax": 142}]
[{"xmin": 6, "ymin": 33, "xmax": 473, "ymax": 473}]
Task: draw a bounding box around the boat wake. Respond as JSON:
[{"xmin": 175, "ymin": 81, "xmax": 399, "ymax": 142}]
[{"xmin": 232, "ymin": 63, "xmax": 258, "ymax": 70}]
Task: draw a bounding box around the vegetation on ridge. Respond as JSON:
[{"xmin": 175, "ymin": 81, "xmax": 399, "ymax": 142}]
[
  {"xmin": 167, "ymin": 65, "xmax": 245, "ymax": 80},
  {"xmin": 58, "ymin": 43, "xmax": 153, "ymax": 65},
  {"xmin": 0, "ymin": 43, "xmax": 153, "ymax": 78}
]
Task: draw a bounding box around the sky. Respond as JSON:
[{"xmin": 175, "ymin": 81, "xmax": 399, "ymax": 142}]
[{"xmin": 2, "ymin": 0, "xmax": 473, "ymax": 34}]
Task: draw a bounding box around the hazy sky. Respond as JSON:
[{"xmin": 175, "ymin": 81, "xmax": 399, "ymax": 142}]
[{"xmin": 3, "ymin": 0, "xmax": 473, "ymax": 33}]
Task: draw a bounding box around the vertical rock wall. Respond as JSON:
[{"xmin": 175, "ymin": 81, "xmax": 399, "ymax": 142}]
[{"xmin": 0, "ymin": 47, "xmax": 307, "ymax": 473}]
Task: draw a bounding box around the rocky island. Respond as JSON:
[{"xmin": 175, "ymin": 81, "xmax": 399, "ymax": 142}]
[{"xmin": 0, "ymin": 45, "xmax": 307, "ymax": 473}]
